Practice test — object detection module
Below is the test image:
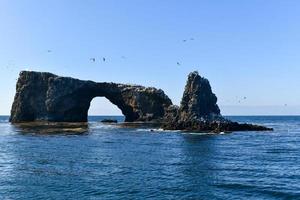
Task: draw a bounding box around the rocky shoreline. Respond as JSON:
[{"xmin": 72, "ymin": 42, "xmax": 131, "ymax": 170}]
[{"xmin": 10, "ymin": 71, "xmax": 272, "ymax": 133}]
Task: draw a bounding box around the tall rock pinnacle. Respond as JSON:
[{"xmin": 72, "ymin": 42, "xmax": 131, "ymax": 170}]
[{"xmin": 179, "ymin": 71, "xmax": 220, "ymax": 121}]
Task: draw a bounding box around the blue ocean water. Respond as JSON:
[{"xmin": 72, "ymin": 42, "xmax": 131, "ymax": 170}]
[{"xmin": 0, "ymin": 115, "xmax": 299, "ymax": 200}]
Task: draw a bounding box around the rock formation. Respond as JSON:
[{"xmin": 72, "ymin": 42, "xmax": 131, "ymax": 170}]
[
  {"xmin": 162, "ymin": 71, "xmax": 273, "ymax": 132},
  {"xmin": 10, "ymin": 70, "xmax": 272, "ymax": 132},
  {"xmin": 179, "ymin": 71, "xmax": 220, "ymax": 120},
  {"xmin": 10, "ymin": 71, "xmax": 172, "ymax": 123}
]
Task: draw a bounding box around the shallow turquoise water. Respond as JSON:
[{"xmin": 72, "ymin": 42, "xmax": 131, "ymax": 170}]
[{"xmin": 0, "ymin": 116, "xmax": 299, "ymax": 199}]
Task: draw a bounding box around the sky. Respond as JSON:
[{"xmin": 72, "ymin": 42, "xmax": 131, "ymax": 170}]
[{"xmin": 1, "ymin": 0, "xmax": 300, "ymax": 115}]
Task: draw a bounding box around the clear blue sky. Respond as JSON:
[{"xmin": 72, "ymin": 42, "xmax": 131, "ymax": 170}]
[{"xmin": 1, "ymin": 0, "xmax": 300, "ymax": 115}]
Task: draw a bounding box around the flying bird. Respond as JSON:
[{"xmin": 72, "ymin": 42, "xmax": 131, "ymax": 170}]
[
  {"xmin": 182, "ymin": 39, "xmax": 187, "ymax": 42},
  {"xmin": 177, "ymin": 62, "xmax": 181, "ymax": 66},
  {"xmin": 47, "ymin": 50, "xmax": 52, "ymax": 53},
  {"xmin": 90, "ymin": 58, "xmax": 96, "ymax": 62},
  {"xmin": 190, "ymin": 38, "xmax": 194, "ymax": 40},
  {"xmin": 102, "ymin": 57, "xmax": 106, "ymax": 62}
]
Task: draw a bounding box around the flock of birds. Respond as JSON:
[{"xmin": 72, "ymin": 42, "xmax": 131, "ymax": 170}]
[
  {"xmin": 3, "ymin": 37, "xmax": 289, "ymax": 107},
  {"xmin": 46, "ymin": 38, "xmax": 196, "ymax": 66},
  {"xmin": 237, "ymin": 96, "xmax": 247, "ymax": 104}
]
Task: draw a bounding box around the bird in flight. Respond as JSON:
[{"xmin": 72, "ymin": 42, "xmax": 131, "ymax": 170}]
[
  {"xmin": 190, "ymin": 38, "xmax": 194, "ymax": 41},
  {"xmin": 90, "ymin": 58, "xmax": 96, "ymax": 62},
  {"xmin": 182, "ymin": 39, "xmax": 187, "ymax": 42},
  {"xmin": 47, "ymin": 50, "xmax": 52, "ymax": 53},
  {"xmin": 103, "ymin": 57, "xmax": 106, "ymax": 62},
  {"xmin": 177, "ymin": 62, "xmax": 181, "ymax": 66}
]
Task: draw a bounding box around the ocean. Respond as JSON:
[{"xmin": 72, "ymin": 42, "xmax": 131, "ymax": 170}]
[{"xmin": 0, "ymin": 115, "xmax": 299, "ymax": 199}]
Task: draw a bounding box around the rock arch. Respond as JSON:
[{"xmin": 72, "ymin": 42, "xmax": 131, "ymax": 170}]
[
  {"xmin": 10, "ymin": 71, "xmax": 172, "ymax": 123},
  {"xmin": 10, "ymin": 71, "xmax": 272, "ymax": 133},
  {"xmin": 88, "ymin": 97, "xmax": 123, "ymax": 116}
]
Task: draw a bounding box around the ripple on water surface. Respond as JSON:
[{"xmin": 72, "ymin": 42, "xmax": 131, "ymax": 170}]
[{"xmin": 0, "ymin": 115, "xmax": 299, "ymax": 199}]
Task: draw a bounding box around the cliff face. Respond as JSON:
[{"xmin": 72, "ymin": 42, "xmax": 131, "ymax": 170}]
[
  {"xmin": 10, "ymin": 71, "xmax": 57, "ymax": 122},
  {"xmin": 10, "ymin": 71, "xmax": 172, "ymax": 122}
]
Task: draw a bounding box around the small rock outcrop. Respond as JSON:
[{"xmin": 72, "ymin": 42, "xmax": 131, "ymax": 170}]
[
  {"xmin": 101, "ymin": 119, "xmax": 118, "ymax": 123},
  {"xmin": 162, "ymin": 71, "xmax": 272, "ymax": 132},
  {"xmin": 10, "ymin": 71, "xmax": 172, "ymax": 123}
]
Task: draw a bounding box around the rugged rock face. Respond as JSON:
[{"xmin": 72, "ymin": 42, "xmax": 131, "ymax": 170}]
[
  {"xmin": 10, "ymin": 70, "xmax": 272, "ymax": 132},
  {"xmin": 162, "ymin": 71, "xmax": 272, "ymax": 132},
  {"xmin": 179, "ymin": 71, "xmax": 220, "ymax": 120},
  {"xmin": 10, "ymin": 71, "xmax": 172, "ymax": 123}
]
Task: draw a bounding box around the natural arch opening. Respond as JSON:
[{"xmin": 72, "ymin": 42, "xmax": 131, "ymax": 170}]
[{"xmin": 88, "ymin": 97, "xmax": 124, "ymax": 122}]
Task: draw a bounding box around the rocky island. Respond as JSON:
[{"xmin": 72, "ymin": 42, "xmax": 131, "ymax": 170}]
[
  {"xmin": 10, "ymin": 71, "xmax": 272, "ymax": 132},
  {"xmin": 162, "ymin": 71, "xmax": 272, "ymax": 132}
]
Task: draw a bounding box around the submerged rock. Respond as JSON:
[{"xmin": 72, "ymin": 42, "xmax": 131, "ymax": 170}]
[
  {"xmin": 101, "ymin": 119, "xmax": 118, "ymax": 123},
  {"xmin": 12, "ymin": 122, "xmax": 88, "ymax": 134}
]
